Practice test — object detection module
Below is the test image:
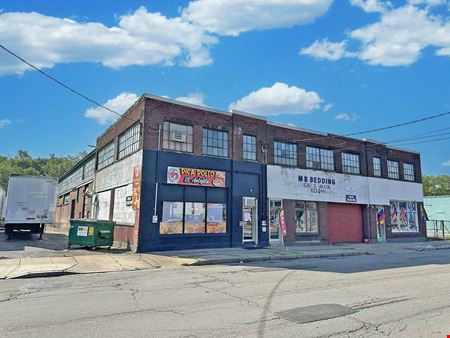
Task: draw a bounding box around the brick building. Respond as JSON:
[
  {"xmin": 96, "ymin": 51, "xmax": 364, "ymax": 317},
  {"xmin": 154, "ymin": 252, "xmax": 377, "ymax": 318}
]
[
  {"xmin": 55, "ymin": 150, "xmax": 95, "ymax": 230},
  {"xmin": 59, "ymin": 94, "xmax": 426, "ymax": 251}
]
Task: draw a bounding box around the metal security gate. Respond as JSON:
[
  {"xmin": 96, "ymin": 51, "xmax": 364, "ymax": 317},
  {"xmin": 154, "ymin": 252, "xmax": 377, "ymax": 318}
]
[{"xmin": 427, "ymin": 220, "xmax": 450, "ymax": 240}]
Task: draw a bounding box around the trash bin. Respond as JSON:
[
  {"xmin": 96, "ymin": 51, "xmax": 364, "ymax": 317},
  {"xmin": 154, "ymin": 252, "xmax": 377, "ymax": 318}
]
[{"xmin": 68, "ymin": 219, "xmax": 115, "ymax": 249}]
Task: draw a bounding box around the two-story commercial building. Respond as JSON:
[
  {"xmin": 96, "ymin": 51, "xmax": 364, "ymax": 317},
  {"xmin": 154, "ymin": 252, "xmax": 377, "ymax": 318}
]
[{"xmin": 58, "ymin": 94, "xmax": 426, "ymax": 251}]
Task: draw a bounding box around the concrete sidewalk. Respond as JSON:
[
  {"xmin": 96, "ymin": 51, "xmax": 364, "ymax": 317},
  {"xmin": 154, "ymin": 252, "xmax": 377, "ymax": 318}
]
[
  {"xmin": 154, "ymin": 240, "xmax": 450, "ymax": 265},
  {"xmin": 0, "ymin": 253, "xmax": 198, "ymax": 279},
  {"xmin": 1, "ymin": 240, "xmax": 449, "ymax": 279}
]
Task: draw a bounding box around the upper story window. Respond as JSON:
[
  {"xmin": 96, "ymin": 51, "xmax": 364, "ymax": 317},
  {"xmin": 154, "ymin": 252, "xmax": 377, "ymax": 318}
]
[
  {"xmin": 342, "ymin": 153, "xmax": 360, "ymax": 174},
  {"xmin": 163, "ymin": 122, "xmax": 193, "ymax": 153},
  {"xmin": 373, "ymin": 157, "xmax": 381, "ymax": 177},
  {"xmin": 243, "ymin": 134, "xmax": 257, "ymax": 161},
  {"xmin": 274, "ymin": 141, "xmax": 297, "ymax": 166},
  {"xmin": 306, "ymin": 146, "xmax": 334, "ymax": 171},
  {"xmin": 202, "ymin": 128, "xmax": 228, "ymax": 157},
  {"xmin": 83, "ymin": 158, "xmax": 95, "ymax": 180},
  {"xmin": 403, "ymin": 163, "xmax": 415, "ymax": 181},
  {"xmin": 118, "ymin": 123, "xmax": 140, "ymax": 159},
  {"xmin": 97, "ymin": 142, "xmax": 115, "ymax": 170},
  {"xmin": 387, "ymin": 160, "xmax": 400, "ymax": 179}
]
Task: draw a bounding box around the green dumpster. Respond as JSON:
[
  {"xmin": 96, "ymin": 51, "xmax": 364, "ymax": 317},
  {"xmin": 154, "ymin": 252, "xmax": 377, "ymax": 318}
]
[{"xmin": 68, "ymin": 219, "xmax": 115, "ymax": 249}]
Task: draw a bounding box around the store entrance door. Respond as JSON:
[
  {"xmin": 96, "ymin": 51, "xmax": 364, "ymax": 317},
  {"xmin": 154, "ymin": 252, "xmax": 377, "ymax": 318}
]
[
  {"xmin": 376, "ymin": 206, "xmax": 386, "ymax": 242},
  {"xmin": 269, "ymin": 199, "xmax": 282, "ymax": 245},
  {"xmin": 242, "ymin": 197, "xmax": 258, "ymax": 245}
]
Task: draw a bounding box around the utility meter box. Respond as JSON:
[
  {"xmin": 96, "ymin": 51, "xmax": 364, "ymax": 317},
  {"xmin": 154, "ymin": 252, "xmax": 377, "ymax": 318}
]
[{"xmin": 68, "ymin": 219, "xmax": 115, "ymax": 249}]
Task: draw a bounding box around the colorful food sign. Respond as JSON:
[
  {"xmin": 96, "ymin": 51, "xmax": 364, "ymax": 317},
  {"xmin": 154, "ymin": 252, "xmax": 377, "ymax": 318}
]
[
  {"xmin": 132, "ymin": 166, "xmax": 141, "ymax": 210},
  {"xmin": 166, "ymin": 166, "xmax": 226, "ymax": 188}
]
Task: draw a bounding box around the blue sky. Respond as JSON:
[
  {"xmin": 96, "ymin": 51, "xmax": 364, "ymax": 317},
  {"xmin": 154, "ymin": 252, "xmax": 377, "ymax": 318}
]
[{"xmin": 0, "ymin": 0, "xmax": 449, "ymax": 175}]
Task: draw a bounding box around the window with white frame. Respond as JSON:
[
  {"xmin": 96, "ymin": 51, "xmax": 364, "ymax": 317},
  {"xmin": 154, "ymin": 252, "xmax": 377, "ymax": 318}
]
[
  {"xmin": 274, "ymin": 141, "xmax": 297, "ymax": 166},
  {"xmin": 373, "ymin": 157, "xmax": 381, "ymax": 177},
  {"xmin": 243, "ymin": 135, "xmax": 257, "ymax": 161},
  {"xmin": 97, "ymin": 142, "xmax": 115, "ymax": 170},
  {"xmin": 163, "ymin": 122, "xmax": 193, "ymax": 153},
  {"xmin": 403, "ymin": 163, "xmax": 415, "ymax": 181},
  {"xmin": 306, "ymin": 146, "xmax": 334, "ymax": 171},
  {"xmin": 202, "ymin": 129, "xmax": 228, "ymax": 157},
  {"xmin": 342, "ymin": 153, "xmax": 360, "ymax": 174},
  {"xmin": 387, "ymin": 160, "xmax": 399, "ymax": 179},
  {"xmin": 118, "ymin": 123, "xmax": 140, "ymax": 159},
  {"xmin": 390, "ymin": 201, "xmax": 418, "ymax": 232}
]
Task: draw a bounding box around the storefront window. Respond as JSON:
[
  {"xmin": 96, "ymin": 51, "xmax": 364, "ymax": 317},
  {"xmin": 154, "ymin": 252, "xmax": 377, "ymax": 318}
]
[
  {"xmin": 207, "ymin": 203, "xmax": 227, "ymax": 233},
  {"xmin": 390, "ymin": 201, "xmax": 418, "ymax": 232},
  {"xmin": 184, "ymin": 202, "xmax": 206, "ymax": 233},
  {"xmin": 160, "ymin": 201, "xmax": 227, "ymax": 235},
  {"xmin": 160, "ymin": 202, "xmax": 183, "ymax": 234},
  {"xmin": 295, "ymin": 202, "xmax": 318, "ymax": 233}
]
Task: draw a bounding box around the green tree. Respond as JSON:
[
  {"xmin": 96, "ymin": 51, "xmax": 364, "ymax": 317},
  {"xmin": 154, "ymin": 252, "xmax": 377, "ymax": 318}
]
[
  {"xmin": 423, "ymin": 175, "xmax": 450, "ymax": 196},
  {"xmin": 0, "ymin": 150, "xmax": 86, "ymax": 190}
]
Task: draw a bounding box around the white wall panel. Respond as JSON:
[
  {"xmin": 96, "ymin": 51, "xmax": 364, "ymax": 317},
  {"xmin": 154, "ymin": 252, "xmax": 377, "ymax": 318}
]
[
  {"xmin": 95, "ymin": 150, "xmax": 142, "ymax": 192},
  {"xmin": 113, "ymin": 184, "xmax": 134, "ymax": 224},
  {"xmin": 267, "ymin": 165, "xmax": 423, "ymax": 205}
]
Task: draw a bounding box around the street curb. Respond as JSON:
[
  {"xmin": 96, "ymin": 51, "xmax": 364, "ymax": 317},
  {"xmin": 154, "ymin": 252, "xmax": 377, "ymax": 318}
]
[{"xmin": 189, "ymin": 250, "xmax": 372, "ymax": 266}]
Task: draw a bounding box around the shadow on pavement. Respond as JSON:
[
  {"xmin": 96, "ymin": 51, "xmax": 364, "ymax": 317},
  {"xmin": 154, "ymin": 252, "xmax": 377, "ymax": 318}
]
[
  {"xmin": 0, "ymin": 231, "xmax": 68, "ymax": 252},
  {"xmin": 231, "ymin": 250, "xmax": 450, "ymax": 274}
]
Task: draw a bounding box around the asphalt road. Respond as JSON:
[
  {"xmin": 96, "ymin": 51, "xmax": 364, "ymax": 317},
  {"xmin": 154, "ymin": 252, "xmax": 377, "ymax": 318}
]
[{"xmin": 1, "ymin": 250, "xmax": 449, "ymax": 338}]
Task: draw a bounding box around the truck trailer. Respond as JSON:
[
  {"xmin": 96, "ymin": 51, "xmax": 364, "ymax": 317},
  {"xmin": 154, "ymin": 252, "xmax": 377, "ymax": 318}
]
[
  {"xmin": 4, "ymin": 175, "xmax": 57, "ymax": 239},
  {"xmin": 0, "ymin": 186, "xmax": 5, "ymax": 222}
]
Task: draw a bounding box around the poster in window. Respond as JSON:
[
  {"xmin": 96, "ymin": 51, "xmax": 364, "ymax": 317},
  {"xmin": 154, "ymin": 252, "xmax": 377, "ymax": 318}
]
[
  {"xmin": 207, "ymin": 204, "xmax": 227, "ymax": 233},
  {"xmin": 160, "ymin": 202, "xmax": 183, "ymax": 234},
  {"xmin": 184, "ymin": 202, "xmax": 205, "ymax": 233}
]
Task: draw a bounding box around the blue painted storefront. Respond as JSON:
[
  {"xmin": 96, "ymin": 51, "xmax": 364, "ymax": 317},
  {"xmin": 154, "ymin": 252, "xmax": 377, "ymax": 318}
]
[{"xmin": 137, "ymin": 150, "xmax": 268, "ymax": 251}]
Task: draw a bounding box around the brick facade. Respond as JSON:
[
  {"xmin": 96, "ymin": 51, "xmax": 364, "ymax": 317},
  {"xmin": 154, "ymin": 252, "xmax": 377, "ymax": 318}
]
[{"xmin": 86, "ymin": 94, "xmax": 425, "ymax": 249}]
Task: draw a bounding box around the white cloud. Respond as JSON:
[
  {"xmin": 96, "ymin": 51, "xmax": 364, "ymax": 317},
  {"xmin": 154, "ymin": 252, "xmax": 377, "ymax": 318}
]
[
  {"xmin": 351, "ymin": 5, "xmax": 450, "ymax": 66},
  {"xmin": 175, "ymin": 93, "xmax": 206, "ymax": 106},
  {"xmin": 182, "ymin": 0, "xmax": 333, "ymax": 36},
  {"xmin": 350, "ymin": 0, "xmax": 391, "ymax": 13},
  {"xmin": 229, "ymin": 82, "xmax": 322, "ymax": 116},
  {"xmin": 335, "ymin": 113, "xmax": 358, "ymax": 121},
  {"xmin": 0, "ymin": 119, "xmax": 12, "ymax": 128},
  {"xmin": 301, "ymin": 4, "xmax": 450, "ymax": 66},
  {"xmin": 443, "ymin": 160, "xmax": 450, "ymax": 167},
  {"xmin": 0, "ymin": 7, "xmax": 217, "ymax": 75},
  {"xmin": 323, "ymin": 103, "xmax": 334, "ymax": 112},
  {"xmin": 300, "ymin": 39, "xmax": 353, "ymax": 61},
  {"xmin": 85, "ymin": 92, "xmax": 139, "ymax": 124},
  {"xmin": 408, "ymin": 0, "xmax": 447, "ymax": 6}
]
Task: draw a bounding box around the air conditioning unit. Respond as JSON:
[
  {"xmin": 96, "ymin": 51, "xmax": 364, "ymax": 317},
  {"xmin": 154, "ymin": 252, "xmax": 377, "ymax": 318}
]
[
  {"xmin": 243, "ymin": 197, "xmax": 256, "ymax": 207},
  {"xmin": 170, "ymin": 131, "xmax": 186, "ymax": 142}
]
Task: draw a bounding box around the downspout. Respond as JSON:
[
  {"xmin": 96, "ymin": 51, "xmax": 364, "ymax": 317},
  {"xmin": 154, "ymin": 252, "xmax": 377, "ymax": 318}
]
[
  {"xmin": 153, "ymin": 124, "xmax": 161, "ymax": 220},
  {"xmin": 365, "ymin": 142, "xmax": 372, "ymax": 243}
]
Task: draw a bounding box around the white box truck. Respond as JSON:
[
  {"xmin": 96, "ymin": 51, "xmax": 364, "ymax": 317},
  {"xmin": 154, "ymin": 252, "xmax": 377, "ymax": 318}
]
[
  {"xmin": 0, "ymin": 186, "xmax": 5, "ymax": 222},
  {"xmin": 4, "ymin": 175, "xmax": 57, "ymax": 239}
]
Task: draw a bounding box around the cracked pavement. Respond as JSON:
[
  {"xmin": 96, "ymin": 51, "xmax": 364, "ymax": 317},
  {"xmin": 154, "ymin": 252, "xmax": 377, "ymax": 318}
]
[{"xmin": 0, "ymin": 250, "xmax": 449, "ymax": 337}]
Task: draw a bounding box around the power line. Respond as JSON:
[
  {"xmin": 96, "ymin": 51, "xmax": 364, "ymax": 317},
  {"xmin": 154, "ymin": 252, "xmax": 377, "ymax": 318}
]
[
  {"xmin": 0, "ymin": 43, "xmax": 134, "ymax": 122},
  {"xmin": 2, "ymin": 43, "xmax": 450, "ymax": 147}
]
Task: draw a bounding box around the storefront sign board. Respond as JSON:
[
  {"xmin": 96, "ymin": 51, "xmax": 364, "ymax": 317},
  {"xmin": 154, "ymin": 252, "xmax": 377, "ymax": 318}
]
[
  {"xmin": 267, "ymin": 165, "xmax": 423, "ymax": 205},
  {"xmin": 166, "ymin": 166, "xmax": 226, "ymax": 188}
]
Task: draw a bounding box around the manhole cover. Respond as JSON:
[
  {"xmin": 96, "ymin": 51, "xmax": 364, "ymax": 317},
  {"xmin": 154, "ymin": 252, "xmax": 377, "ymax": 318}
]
[{"xmin": 278, "ymin": 304, "xmax": 356, "ymax": 324}]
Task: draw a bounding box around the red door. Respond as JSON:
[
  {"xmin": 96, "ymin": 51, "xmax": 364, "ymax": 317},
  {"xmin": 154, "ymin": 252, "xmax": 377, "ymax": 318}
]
[{"xmin": 328, "ymin": 203, "xmax": 363, "ymax": 243}]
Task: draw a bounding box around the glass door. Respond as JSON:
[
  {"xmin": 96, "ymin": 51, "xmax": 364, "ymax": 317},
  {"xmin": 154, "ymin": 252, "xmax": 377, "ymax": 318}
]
[
  {"xmin": 269, "ymin": 199, "xmax": 282, "ymax": 244},
  {"xmin": 242, "ymin": 197, "xmax": 258, "ymax": 244},
  {"xmin": 376, "ymin": 206, "xmax": 386, "ymax": 242}
]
